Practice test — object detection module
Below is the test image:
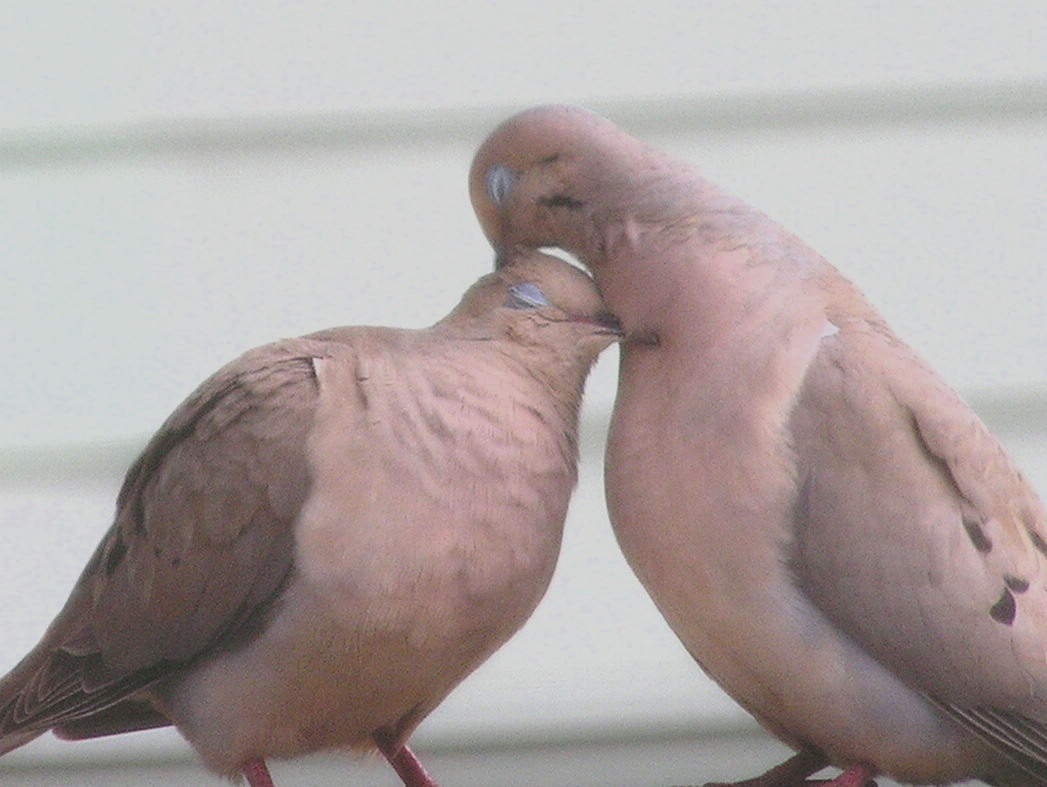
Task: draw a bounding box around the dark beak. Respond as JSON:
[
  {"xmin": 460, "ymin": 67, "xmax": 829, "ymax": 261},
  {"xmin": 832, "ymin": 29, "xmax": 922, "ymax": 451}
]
[
  {"xmin": 591, "ymin": 311, "xmax": 624, "ymax": 337},
  {"xmin": 493, "ymin": 246, "xmax": 512, "ymax": 271}
]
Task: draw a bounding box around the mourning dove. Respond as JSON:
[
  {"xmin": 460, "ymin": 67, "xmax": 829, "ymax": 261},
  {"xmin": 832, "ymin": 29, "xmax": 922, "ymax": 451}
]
[
  {"xmin": 470, "ymin": 105, "xmax": 1047, "ymax": 786},
  {"xmin": 0, "ymin": 249, "xmax": 621, "ymax": 786}
]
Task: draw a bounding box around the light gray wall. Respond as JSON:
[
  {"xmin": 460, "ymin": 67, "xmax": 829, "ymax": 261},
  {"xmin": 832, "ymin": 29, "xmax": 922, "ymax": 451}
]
[{"xmin": 1, "ymin": 2, "xmax": 1045, "ymax": 783}]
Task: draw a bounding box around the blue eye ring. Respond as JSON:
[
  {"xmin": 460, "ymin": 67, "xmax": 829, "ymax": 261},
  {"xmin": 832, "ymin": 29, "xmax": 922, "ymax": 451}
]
[
  {"xmin": 485, "ymin": 165, "xmax": 516, "ymax": 206},
  {"xmin": 506, "ymin": 282, "xmax": 551, "ymax": 310}
]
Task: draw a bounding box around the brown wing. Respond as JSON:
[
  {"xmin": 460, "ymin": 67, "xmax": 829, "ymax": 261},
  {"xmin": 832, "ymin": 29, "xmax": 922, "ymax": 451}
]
[
  {"xmin": 790, "ymin": 311, "xmax": 1047, "ymax": 781},
  {"xmin": 0, "ymin": 336, "xmax": 342, "ymax": 748}
]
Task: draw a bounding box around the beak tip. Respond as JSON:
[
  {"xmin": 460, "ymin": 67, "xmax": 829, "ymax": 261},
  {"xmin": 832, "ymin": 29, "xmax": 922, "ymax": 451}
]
[{"xmin": 595, "ymin": 311, "xmax": 624, "ymax": 337}]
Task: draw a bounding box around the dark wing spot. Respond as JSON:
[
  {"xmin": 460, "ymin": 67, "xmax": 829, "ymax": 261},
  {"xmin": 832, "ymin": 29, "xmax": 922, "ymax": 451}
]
[
  {"xmin": 990, "ymin": 588, "xmax": 1017, "ymax": 626},
  {"xmin": 355, "ymin": 373, "xmax": 371, "ymax": 410},
  {"xmin": 104, "ymin": 537, "xmax": 128, "ymax": 576},
  {"xmin": 1004, "ymin": 574, "xmax": 1031, "ymax": 593},
  {"xmin": 538, "ymin": 194, "xmax": 586, "ymax": 210},
  {"xmin": 962, "ymin": 513, "xmax": 993, "ymax": 553},
  {"xmin": 1027, "ymin": 527, "xmax": 1047, "ymax": 557},
  {"xmin": 538, "ymin": 154, "xmax": 560, "ymax": 164}
]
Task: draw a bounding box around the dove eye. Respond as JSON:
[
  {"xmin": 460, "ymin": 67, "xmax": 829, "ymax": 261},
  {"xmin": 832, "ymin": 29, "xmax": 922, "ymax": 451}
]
[
  {"xmin": 506, "ymin": 282, "xmax": 551, "ymax": 310},
  {"xmin": 537, "ymin": 194, "xmax": 585, "ymax": 210},
  {"xmin": 485, "ymin": 165, "xmax": 516, "ymax": 206}
]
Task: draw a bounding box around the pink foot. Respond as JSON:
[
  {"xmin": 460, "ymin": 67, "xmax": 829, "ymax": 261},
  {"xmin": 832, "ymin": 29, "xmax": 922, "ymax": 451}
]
[
  {"xmin": 810, "ymin": 764, "xmax": 878, "ymax": 786},
  {"xmin": 703, "ymin": 751, "xmax": 826, "ymax": 786},
  {"xmin": 373, "ymin": 730, "xmax": 439, "ymax": 787},
  {"xmin": 702, "ymin": 753, "xmax": 877, "ymax": 787},
  {"xmin": 241, "ymin": 759, "xmax": 276, "ymax": 787}
]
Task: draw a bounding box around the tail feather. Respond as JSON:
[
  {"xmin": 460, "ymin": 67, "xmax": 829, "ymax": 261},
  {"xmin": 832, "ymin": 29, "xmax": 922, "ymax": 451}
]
[
  {"xmin": 930, "ymin": 698, "xmax": 1047, "ymax": 786},
  {"xmin": 0, "ymin": 639, "xmax": 169, "ymax": 758},
  {"xmin": 0, "ymin": 728, "xmax": 46, "ymax": 758},
  {"xmin": 0, "ymin": 640, "xmax": 57, "ymax": 748}
]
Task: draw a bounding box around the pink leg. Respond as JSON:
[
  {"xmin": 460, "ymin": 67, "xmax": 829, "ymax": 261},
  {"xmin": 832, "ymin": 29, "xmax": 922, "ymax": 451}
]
[
  {"xmin": 241, "ymin": 759, "xmax": 277, "ymax": 787},
  {"xmin": 373, "ymin": 730, "xmax": 439, "ymax": 787}
]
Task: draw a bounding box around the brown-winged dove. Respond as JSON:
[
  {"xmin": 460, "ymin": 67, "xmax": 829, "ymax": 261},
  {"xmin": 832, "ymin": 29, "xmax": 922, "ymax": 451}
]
[
  {"xmin": 469, "ymin": 105, "xmax": 1047, "ymax": 787},
  {"xmin": 0, "ymin": 249, "xmax": 620, "ymax": 786}
]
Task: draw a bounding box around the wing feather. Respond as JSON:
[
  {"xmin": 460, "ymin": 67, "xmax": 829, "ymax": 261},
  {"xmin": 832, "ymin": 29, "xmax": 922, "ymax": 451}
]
[
  {"xmin": 0, "ymin": 336, "xmax": 353, "ymax": 744},
  {"xmin": 790, "ymin": 304, "xmax": 1047, "ymax": 778}
]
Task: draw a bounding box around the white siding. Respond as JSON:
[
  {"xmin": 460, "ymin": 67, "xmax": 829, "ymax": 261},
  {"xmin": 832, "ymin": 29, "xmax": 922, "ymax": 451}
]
[{"xmin": 1, "ymin": 2, "xmax": 1045, "ymax": 783}]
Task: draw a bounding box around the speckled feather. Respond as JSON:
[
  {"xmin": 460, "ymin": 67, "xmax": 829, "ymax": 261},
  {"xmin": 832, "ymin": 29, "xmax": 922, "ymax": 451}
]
[{"xmin": 470, "ymin": 104, "xmax": 1047, "ymax": 786}]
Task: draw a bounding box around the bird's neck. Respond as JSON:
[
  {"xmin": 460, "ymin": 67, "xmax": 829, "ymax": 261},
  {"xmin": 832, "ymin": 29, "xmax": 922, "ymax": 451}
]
[
  {"xmin": 382, "ymin": 334, "xmax": 587, "ymax": 472},
  {"xmin": 592, "ymin": 211, "xmax": 831, "ymax": 405}
]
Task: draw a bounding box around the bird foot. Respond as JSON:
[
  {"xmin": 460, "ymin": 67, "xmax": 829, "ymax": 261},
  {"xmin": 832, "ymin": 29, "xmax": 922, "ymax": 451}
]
[
  {"xmin": 808, "ymin": 764, "xmax": 878, "ymax": 787},
  {"xmin": 701, "ymin": 753, "xmax": 876, "ymax": 787},
  {"xmin": 241, "ymin": 759, "xmax": 276, "ymax": 787},
  {"xmin": 702, "ymin": 750, "xmax": 824, "ymax": 786},
  {"xmin": 703, "ymin": 776, "xmax": 877, "ymax": 787},
  {"xmin": 373, "ymin": 730, "xmax": 440, "ymax": 787}
]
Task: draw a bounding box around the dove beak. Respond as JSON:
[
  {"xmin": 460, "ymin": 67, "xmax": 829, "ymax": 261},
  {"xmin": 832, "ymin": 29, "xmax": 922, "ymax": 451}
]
[
  {"xmin": 493, "ymin": 246, "xmax": 512, "ymax": 270},
  {"xmin": 583, "ymin": 311, "xmax": 624, "ymax": 338}
]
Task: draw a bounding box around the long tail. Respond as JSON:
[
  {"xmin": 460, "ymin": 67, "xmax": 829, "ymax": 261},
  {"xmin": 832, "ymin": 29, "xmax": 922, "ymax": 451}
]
[{"xmin": 0, "ymin": 642, "xmax": 54, "ymax": 756}]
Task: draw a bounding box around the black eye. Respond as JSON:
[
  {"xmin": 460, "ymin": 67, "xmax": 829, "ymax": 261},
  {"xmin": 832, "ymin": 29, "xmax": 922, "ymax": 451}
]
[
  {"xmin": 506, "ymin": 283, "xmax": 551, "ymax": 310},
  {"xmin": 537, "ymin": 194, "xmax": 585, "ymax": 210}
]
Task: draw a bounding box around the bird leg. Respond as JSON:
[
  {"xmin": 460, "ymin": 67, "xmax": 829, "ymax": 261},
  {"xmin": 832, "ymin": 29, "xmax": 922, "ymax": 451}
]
[
  {"xmin": 241, "ymin": 759, "xmax": 277, "ymax": 787},
  {"xmin": 373, "ymin": 729, "xmax": 439, "ymax": 787}
]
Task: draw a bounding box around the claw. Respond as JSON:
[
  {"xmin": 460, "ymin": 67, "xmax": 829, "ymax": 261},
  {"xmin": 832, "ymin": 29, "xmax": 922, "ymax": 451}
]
[
  {"xmin": 813, "ymin": 764, "xmax": 878, "ymax": 787},
  {"xmin": 702, "ymin": 751, "xmax": 826, "ymax": 786},
  {"xmin": 701, "ymin": 754, "xmax": 876, "ymax": 787}
]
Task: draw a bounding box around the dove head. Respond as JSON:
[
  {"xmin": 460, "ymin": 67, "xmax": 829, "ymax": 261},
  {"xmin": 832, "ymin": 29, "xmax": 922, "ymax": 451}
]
[
  {"xmin": 470, "ymin": 106, "xmax": 625, "ymax": 265},
  {"xmin": 470, "ymin": 105, "xmax": 680, "ymax": 271},
  {"xmin": 444, "ymin": 248, "xmax": 621, "ymax": 364}
]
